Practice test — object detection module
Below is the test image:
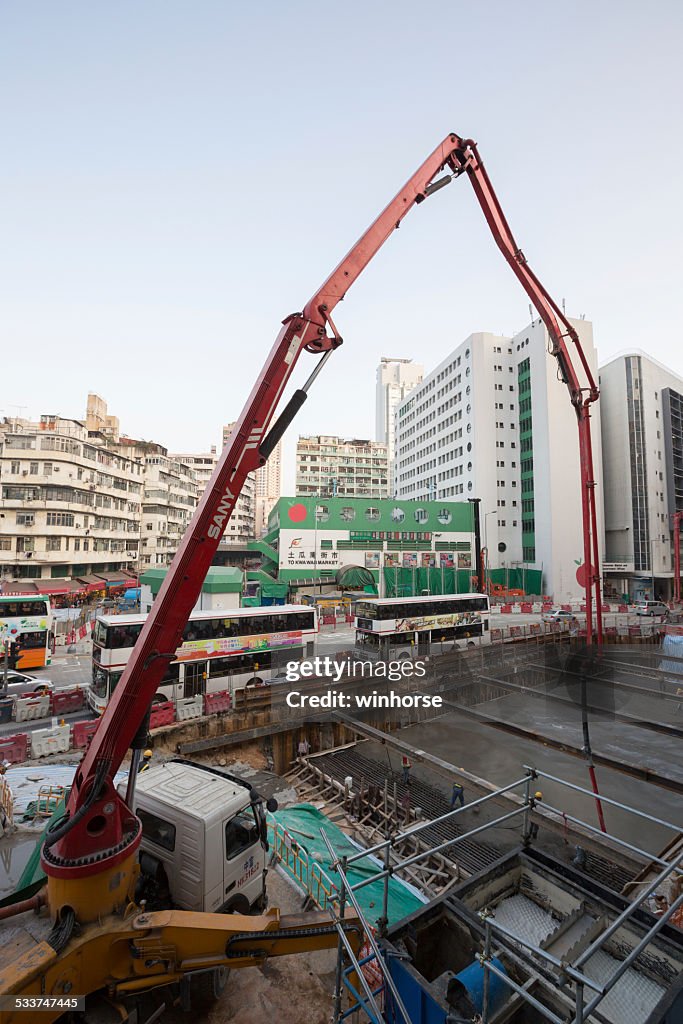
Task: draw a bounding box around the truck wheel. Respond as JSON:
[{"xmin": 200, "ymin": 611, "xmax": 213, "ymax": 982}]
[{"xmin": 184, "ymin": 967, "xmax": 230, "ymax": 1011}]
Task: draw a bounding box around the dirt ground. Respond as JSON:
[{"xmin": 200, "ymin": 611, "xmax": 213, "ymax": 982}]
[{"xmin": 162, "ymin": 869, "xmax": 340, "ymax": 1024}]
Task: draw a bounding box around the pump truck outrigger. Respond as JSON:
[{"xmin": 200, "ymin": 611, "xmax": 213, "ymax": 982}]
[{"xmin": 0, "ymin": 132, "xmax": 602, "ymax": 1021}]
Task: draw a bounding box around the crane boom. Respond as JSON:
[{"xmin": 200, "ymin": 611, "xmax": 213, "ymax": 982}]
[{"xmin": 43, "ymin": 132, "xmax": 603, "ymax": 897}]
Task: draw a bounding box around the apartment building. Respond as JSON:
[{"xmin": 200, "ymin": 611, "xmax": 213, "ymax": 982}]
[
  {"xmin": 296, "ymin": 435, "xmax": 389, "ymax": 499},
  {"xmin": 254, "ymin": 438, "xmax": 281, "ymax": 538},
  {"xmin": 221, "ymin": 424, "xmax": 256, "ymax": 544},
  {"xmin": 394, "ymin": 320, "xmax": 603, "ymax": 601},
  {"xmin": 0, "ymin": 414, "xmax": 142, "ymax": 581},
  {"xmin": 170, "ymin": 448, "xmax": 218, "ymax": 494},
  {"xmin": 375, "ymin": 358, "xmax": 423, "ymax": 495},
  {"xmin": 116, "ymin": 439, "xmax": 198, "ymax": 569},
  {"xmin": 600, "ymin": 351, "xmax": 683, "ymax": 600}
]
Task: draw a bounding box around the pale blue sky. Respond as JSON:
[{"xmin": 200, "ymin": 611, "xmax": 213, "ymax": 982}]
[{"xmin": 2, "ymin": 1, "xmax": 682, "ymax": 489}]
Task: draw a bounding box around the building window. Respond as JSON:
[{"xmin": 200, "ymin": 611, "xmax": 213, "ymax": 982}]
[
  {"xmin": 16, "ymin": 537, "xmax": 35, "ymax": 553},
  {"xmin": 44, "ymin": 463, "xmax": 53, "ymax": 475},
  {"xmin": 46, "ymin": 537, "xmax": 62, "ymax": 551},
  {"xmin": 0, "ymin": 538, "xmax": 11, "ymax": 551},
  {"xmin": 29, "ymin": 462, "xmax": 39, "ymax": 475},
  {"xmin": 10, "ymin": 460, "xmax": 20, "ymax": 474},
  {"xmin": 16, "ymin": 513, "xmax": 34, "ymax": 525}
]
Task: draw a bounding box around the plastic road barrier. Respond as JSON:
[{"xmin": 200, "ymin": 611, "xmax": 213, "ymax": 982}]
[{"xmin": 31, "ymin": 723, "xmax": 71, "ymax": 759}]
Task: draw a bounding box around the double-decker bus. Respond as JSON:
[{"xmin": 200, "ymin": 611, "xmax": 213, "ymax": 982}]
[
  {"xmin": 0, "ymin": 595, "xmax": 53, "ymax": 670},
  {"xmin": 88, "ymin": 604, "xmax": 318, "ymax": 714},
  {"xmin": 354, "ymin": 593, "xmax": 490, "ymax": 658}
]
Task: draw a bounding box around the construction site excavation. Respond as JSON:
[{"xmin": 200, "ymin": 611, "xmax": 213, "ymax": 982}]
[{"xmin": 2, "ymin": 127, "xmax": 683, "ymax": 1024}]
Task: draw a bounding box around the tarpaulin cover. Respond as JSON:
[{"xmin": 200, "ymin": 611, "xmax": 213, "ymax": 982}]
[
  {"xmin": 272, "ymin": 803, "xmax": 425, "ymax": 926},
  {"xmin": 0, "ymin": 800, "xmax": 65, "ymax": 908}
]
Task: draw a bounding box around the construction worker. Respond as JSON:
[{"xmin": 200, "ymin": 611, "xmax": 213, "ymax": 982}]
[
  {"xmin": 450, "ymin": 782, "xmax": 465, "ymax": 808},
  {"xmin": 138, "ymin": 749, "xmax": 153, "ymax": 773},
  {"xmin": 401, "ymin": 755, "xmax": 412, "ymax": 785}
]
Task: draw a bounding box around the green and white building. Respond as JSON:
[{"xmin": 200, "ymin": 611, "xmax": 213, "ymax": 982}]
[
  {"xmin": 257, "ymin": 496, "xmax": 481, "ymax": 596},
  {"xmin": 394, "ymin": 320, "xmax": 604, "ymax": 601}
]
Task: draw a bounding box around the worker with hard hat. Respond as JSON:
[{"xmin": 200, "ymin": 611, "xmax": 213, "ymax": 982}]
[{"xmin": 138, "ymin": 749, "xmax": 153, "ymax": 773}]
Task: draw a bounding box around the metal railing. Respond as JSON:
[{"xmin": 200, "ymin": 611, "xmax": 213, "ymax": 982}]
[
  {"xmin": 267, "ymin": 818, "xmax": 337, "ymax": 910},
  {"xmin": 319, "ymin": 764, "xmax": 683, "ymax": 1024}
]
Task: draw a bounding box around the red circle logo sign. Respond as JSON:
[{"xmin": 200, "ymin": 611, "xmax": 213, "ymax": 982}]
[
  {"xmin": 575, "ymin": 563, "xmax": 591, "ymax": 588},
  {"xmin": 288, "ymin": 503, "xmax": 308, "ymax": 523}
]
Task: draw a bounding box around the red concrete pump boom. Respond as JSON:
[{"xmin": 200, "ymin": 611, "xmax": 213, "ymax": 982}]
[{"xmin": 43, "ymin": 133, "xmax": 603, "ymax": 883}]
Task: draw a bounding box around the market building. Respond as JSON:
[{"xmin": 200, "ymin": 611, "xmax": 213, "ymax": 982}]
[{"xmin": 258, "ymin": 496, "xmax": 523, "ymax": 596}]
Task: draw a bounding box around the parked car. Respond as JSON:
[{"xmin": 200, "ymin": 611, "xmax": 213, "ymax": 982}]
[
  {"xmin": 634, "ymin": 601, "xmax": 668, "ymax": 617},
  {"xmin": 542, "ymin": 609, "xmax": 576, "ymax": 623},
  {"xmin": 0, "ymin": 671, "xmax": 53, "ymax": 699}
]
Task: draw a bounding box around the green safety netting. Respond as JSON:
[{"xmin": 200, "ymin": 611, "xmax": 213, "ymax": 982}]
[
  {"xmin": 382, "ymin": 566, "xmax": 544, "ymax": 597},
  {"xmin": 383, "ymin": 567, "xmax": 474, "ymax": 597},
  {"xmin": 488, "ymin": 567, "xmax": 543, "ymax": 593},
  {"xmin": 271, "ymin": 804, "xmax": 424, "ymax": 927}
]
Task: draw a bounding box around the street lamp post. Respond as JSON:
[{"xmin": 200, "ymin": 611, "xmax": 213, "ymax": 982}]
[{"xmin": 483, "ymin": 511, "xmax": 496, "ymax": 594}]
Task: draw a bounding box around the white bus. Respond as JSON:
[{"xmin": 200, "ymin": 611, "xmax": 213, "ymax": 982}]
[
  {"xmin": 354, "ymin": 593, "xmax": 490, "ymax": 658},
  {"xmin": 88, "ymin": 605, "xmax": 318, "ymax": 714}
]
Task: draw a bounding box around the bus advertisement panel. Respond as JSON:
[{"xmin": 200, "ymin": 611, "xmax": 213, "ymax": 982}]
[{"xmin": 175, "ymin": 629, "xmax": 303, "ymax": 661}]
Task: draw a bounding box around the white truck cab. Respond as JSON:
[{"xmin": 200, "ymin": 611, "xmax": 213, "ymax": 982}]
[{"xmin": 118, "ymin": 759, "xmax": 275, "ymax": 915}]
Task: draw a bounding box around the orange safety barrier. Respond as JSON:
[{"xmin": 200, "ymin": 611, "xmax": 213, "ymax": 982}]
[
  {"xmin": 0, "ymin": 732, "xmax": 29, "ymax": 764},
  {"xmin": 50, "ymin": 689, "xmax": 85, "ymax": 716},
  {"xmin": 72, "ymin": 719, "xmax": 100, "ymax": 748},
  {"xmin": 204, "ymin": 689, "xmax": 232, "ymax": 715},
  {"xmin": 149, "ymin": 701, "xmax": 175, "ymax": 729},
  {"xmin": 500, "ymin": 605, "xmax": 512, "ymax": 614},
  {"xmin": 520, "ymin": 602, "xmax": 533, "ymax": 613}
]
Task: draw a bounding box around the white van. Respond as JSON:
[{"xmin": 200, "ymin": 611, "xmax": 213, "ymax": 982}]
[
  {"xmin": 118, "ymin": 759, "xmax": 275, "ymax": 915},
  {"xmin": 635, "ymin": 601, "xmax": 668, "ymax": 617}
]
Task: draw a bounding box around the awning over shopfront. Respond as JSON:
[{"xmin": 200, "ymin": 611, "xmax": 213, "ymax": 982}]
[
  {"xmin": 94, "ymin": 571, "xmax": 134, "ymax": 584},
  {"xmin": 0, "ymin": 582, "xmax": 40, "ymax": 596},
  {"xmin": 33, "ymin": 580, "xmax": 85, "ymax": 597},
  {"xmin": 76, "ymin": 575, "xmax": 108, "ymax": 593}
]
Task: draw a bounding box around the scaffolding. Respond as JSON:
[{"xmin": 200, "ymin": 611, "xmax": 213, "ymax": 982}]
[{"xmin": 320, "ymin": 764, "xmax": 683, "ymax": 1024}]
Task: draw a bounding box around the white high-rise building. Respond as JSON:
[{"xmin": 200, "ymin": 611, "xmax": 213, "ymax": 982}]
[
  {"xmin": 394, "ymin": 320, "xmax": 603, "ymax": 601},
  {"xmin": 221, "ymin": 424, "xmax": 256, "ymax": 544},
  {"xmin": 375, "ymin": 358, "xmax": 423, "ymax": 495},
  {"xmin": 254, "ymin": 438, "xmax": 281, "ymax": 537},
  {"xmin": 599, "ymin": 351, "xmax": 683, "ymax": 601}
]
